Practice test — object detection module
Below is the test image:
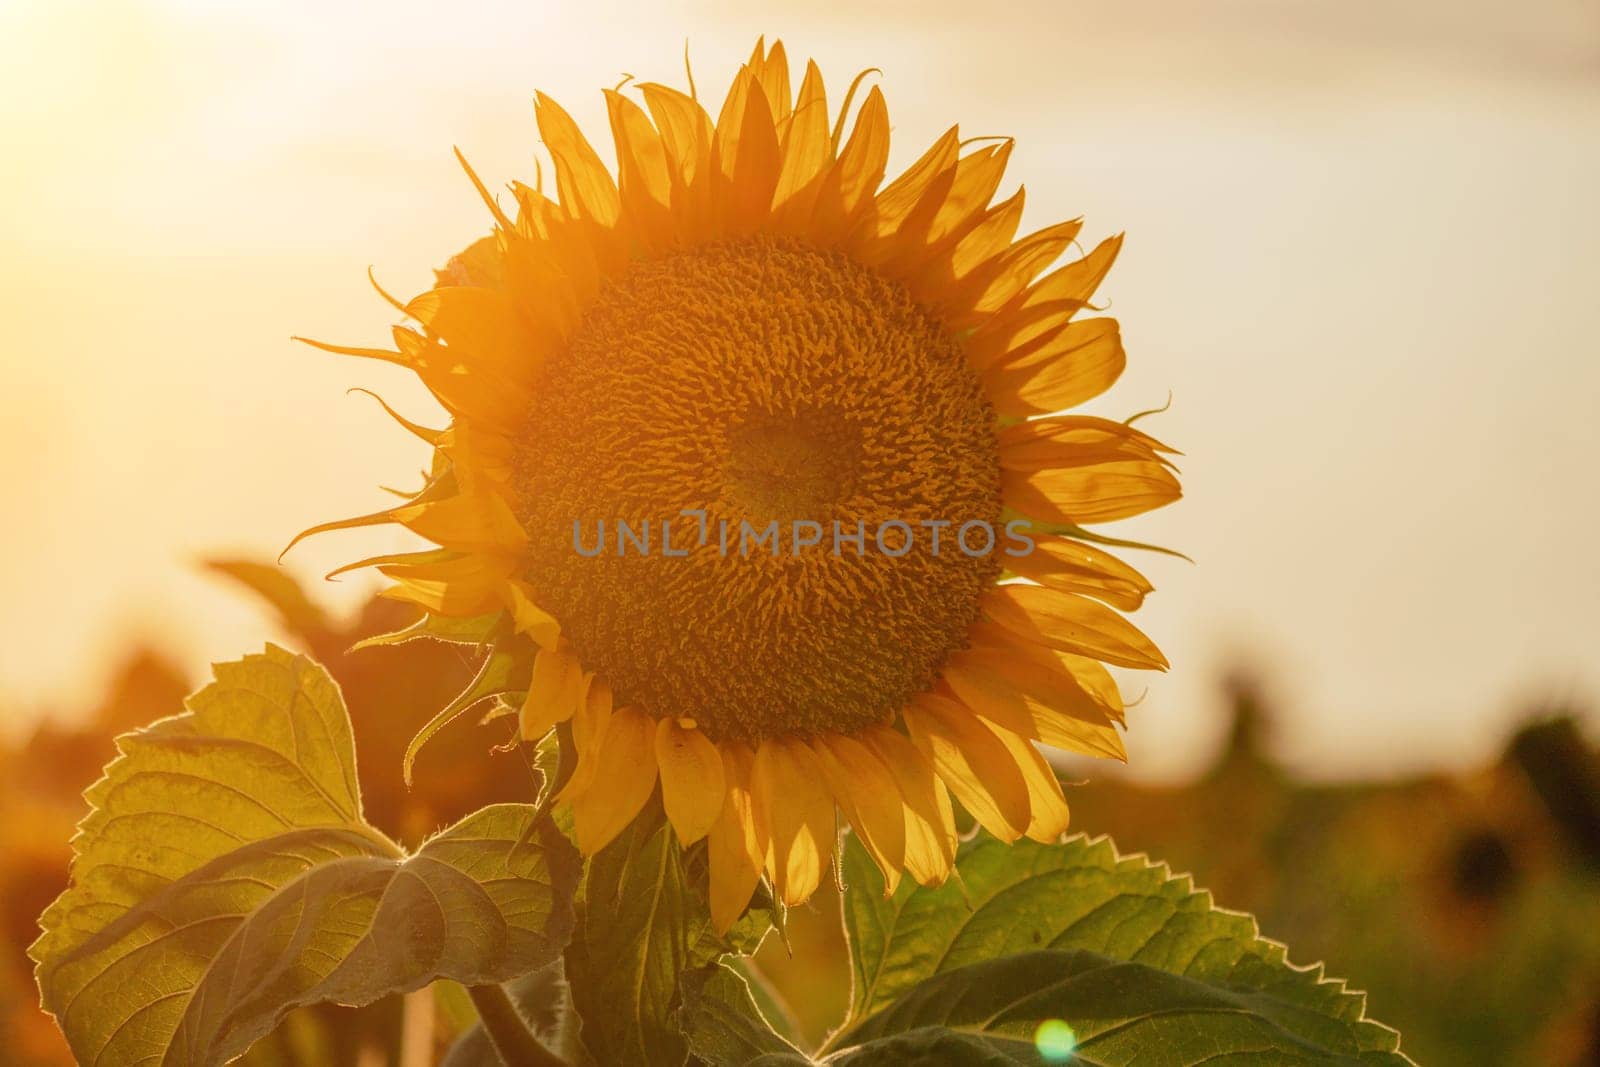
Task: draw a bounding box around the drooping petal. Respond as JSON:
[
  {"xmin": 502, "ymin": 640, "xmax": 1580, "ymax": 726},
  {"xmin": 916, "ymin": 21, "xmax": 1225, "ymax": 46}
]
[
  {"xmin": 555, "ymin": 679, "xmax": 613, "ymax": 803},
  {"xmin": 812, "ymin": 733, "xmax": 906, "ymax": 895},
  {"xmin": 708, "ymin": 743, "xmax": 767, "ymax": 935},
  {"xmin": 903, "ymin": 694, "xmax": 1031, "ymax": 841},
  {"xmin": 656, "ymin": 717, "xmax": 727, "ymax": 846},
  {"xmin": 753, "ymin": 739, "xmax": 836, "ymax": 906},
  {"xmin": 570, "ymin": 706, "xmax": 658, "ymax": 854},
  {"xmin": 861, "ymin": 726, "xmax": 955, "ymax": 886},
  {"xmin": 979, "ymin": 719, "xmax": 1073, "ymax": 842},
  {"xmin": 520, "ymin": 645, "xmax": 587, "ymax": 741}
]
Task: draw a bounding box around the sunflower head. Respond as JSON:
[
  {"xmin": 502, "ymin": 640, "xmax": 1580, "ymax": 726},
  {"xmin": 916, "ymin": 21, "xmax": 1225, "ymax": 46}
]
[{"xmin": 299, "ymin": 38, "xmax": 1181, "ymax": 932}]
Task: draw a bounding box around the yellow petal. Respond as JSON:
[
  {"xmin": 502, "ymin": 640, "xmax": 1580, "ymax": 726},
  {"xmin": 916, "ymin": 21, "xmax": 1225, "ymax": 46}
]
[
  {"xmin": 979, "ymin": 719, "xmax": 1072, "ymax": 843},
  {"xmin": 941, "ymin": 219, "xmax": 1084, "ymax": 326},
  {"xmin": 404, "ymin": 285, "xmax": 537, "ymax": 388},
  {"xmin": 753, "ymin": 739, "xmax": 835, "ymax": 906},
  {"xmin": 604, "ymin": 89, "xmax": 673, "ymax": 248},
  {"xmin": 639, "ymin": 82, "xmax": 714, "ymax": 188},
  {"xmin": 941, "ymin": 643, "xmax": 1128, "ymax": 761},
  {"xmin": 904, "ymin": 694, "xmax": 1031, "ymax": 842},
  {"xmin": 390, "ymin": 486, "xmax": 527, "ymax": 554},
  {"xmin": 983, "ymin": 584, "xmax": 1168, "ymax": 671},
  {"xmin": 861, "ymin": 726, "xmax": 955, "ymax": 887},
  {"xmin": 555, "ymin": 679, "xmax": 613, "ymax": 803},
  {"xmin": 520, "ymin": 645, "xmax": 586, "ymax": 741},
  {"xmin": 999, "ymin": 415, "xmax": 1180, "ymax": 524},
  {"xmin": 748, "ymin": 37, "xmax": 792, "ymax": 126},
  {"xmin": 1004, "ymin": 462, "xmax": 1181, "ymax": 526},
  {"xmin": 501, "ymin": 580, "xmax": 562, "ymax": 650},
  {"xmin": 656, "ymin": 717, "xmax": 727, "ymax": 846},
  {"xmin": 713, "ymin": 68, "xmax": 782, "ymax": 235},
  {"xmin": 966, "ymin": 234, "xmax": 1125, "ymax": 369},
  {"xmin": 708, "ymin": 743, "xmax": 767, "ymax": 935},
  {"xmin": 813, "ymin": 85, "xmax": 888, "ymax": 241},
  {"xmin": 570, "ymin": 707, "xmax": 658, "ymax": 854},
  {"xmin": 967, "ymin": 619, "xmax": 1126, "ymax": 727},
  {"xmin": 1001, "ymin": 537, "xmax": 1152, "ymax": 612},
  {"xmin": 981, "ymin": 317, "xmax": 1126, "ymax": 416},
  {"xmin": 535, "ymin": 91, "xmax": 621, "ymax": 226},
  {"xmin": 770, "ymin": 59, "xmax": 832, "ymax": 230},
  {"xmin": 812, "ymin": 734, "xmax": 905, "ymax": 895},
  {"xmin": 378, "ymin": 551, "xmax": 516, "ymax": 617},
  {"xmin": 926, "ymin": 141, "xmax": 1013, "ymax": 248},
  {"xmin": 864, "ymin": 126, "xmax": 960, "ymax": 239},
  {"xmin": 907, "ymin": 187, "xmax": 1026, "ymax": 303}
]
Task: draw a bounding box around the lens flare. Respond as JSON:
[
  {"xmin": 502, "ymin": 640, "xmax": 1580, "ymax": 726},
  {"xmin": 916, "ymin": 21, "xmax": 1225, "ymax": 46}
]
[{"xmin": 1034, "ymin": 1018, "xmax": 1077, "ymax": 1062}]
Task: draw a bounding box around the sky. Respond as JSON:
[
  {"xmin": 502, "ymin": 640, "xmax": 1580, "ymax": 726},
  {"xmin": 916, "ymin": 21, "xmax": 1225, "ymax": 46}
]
[{"xmin": 1, "ymin": 0, "xmax": 1596, "ymax": 781}]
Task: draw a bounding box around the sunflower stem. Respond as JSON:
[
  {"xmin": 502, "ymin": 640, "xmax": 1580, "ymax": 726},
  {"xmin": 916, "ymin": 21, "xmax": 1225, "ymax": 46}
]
[{"xmin": 467, "ymin": 982, "xmax": 568, "ymax": 1067}]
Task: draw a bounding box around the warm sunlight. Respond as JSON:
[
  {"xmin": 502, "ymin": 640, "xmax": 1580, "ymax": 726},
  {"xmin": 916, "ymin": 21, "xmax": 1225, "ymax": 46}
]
[{"xmin": 3, "ymin": 6, "xmax": 1598, "ymax": 1066}]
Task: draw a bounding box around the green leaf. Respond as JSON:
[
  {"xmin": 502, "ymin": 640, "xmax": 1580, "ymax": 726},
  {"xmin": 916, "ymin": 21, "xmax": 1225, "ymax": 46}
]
[
  {"xmin": 677, "ymin": 964, "xmax": 809, "ymax": 1066},
  {"xmin": 831, "ymin": 833, "xmax": 1409, "ymax": 1064},
  {"xmin": 834, "ymin": 949, "xmax": 1412, "ymax": 1065},
  {"xmin": 563, "ymin": 807, "xmax": 775, "ymax": 1066},
  {"xmin": 31, "ymin": 645, "xmax": 580, "ymax": 1067}
]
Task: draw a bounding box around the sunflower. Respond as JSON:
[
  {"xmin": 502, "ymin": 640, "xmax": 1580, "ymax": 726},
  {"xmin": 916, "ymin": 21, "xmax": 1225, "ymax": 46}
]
[{"xmin": 298, "ymin": 39, "xmax": 1180, "ymax": 933}]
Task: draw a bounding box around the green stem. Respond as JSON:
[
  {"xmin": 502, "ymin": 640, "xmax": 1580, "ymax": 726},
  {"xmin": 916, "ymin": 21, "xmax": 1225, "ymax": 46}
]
[{"xmin": 466, "ymin": 983, "xmax": 568, "ymax": 1067}]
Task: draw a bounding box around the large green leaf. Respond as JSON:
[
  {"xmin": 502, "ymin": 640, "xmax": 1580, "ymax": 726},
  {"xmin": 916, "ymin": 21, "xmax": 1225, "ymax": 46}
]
[
  {"xmin": 563, "ymin": 808, "xmax": 775, "ymax": 1066},
  {"xmin": 833, "ymin": 949, "xmax": 1408, "ymax": 1064},
  {"xmin": 830, "ymin": 833, "xmax": 1409, "ymax": 1064},
  {"xmin": 31, "ymin": 645, "xmax": 579, "ymax": 1067},
  {"xmin": 677, "ymin": 964, "xmax": 808, "ymax": 1066}
]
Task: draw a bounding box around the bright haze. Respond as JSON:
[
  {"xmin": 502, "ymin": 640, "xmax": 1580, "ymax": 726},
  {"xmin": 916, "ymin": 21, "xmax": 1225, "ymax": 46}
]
[{"xmin": 1, "ymin": 0, "xmax": 1596, "ymax": 780}]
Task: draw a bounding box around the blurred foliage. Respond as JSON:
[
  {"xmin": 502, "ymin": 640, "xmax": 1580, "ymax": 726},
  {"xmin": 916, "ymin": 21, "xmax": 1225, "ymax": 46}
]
[{"xmin": 2, "ymin": 568, "xmax": 1596, "ymax": 1064}]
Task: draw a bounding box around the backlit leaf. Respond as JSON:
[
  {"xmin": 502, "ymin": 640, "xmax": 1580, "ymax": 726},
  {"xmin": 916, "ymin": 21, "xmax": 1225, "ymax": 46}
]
[
  {"xmin": 563, "ymin": 806, "xmax": 776, "ymax": 1066},
  {"xmin": 829, "ymin": 832, "xmax": 1409, "ymax": 1064},
  {"xmin": 677, "ymin": 964, "xmax": 808, "ymax": 1066},
  {"xmin": 31, "ymin": 645, "xmax": 579, "ymax": 1067}
]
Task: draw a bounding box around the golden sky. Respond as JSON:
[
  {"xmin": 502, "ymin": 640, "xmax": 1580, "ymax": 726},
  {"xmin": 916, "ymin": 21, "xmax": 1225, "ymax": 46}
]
[{"xmin": 1, "ymin": 0, "xmax": 1597, "ymax": 780}]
